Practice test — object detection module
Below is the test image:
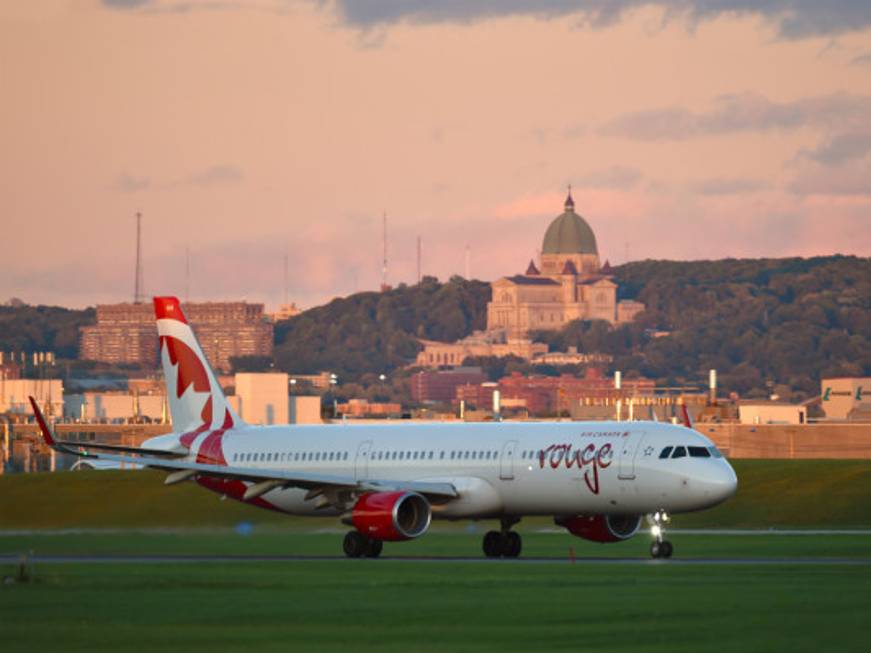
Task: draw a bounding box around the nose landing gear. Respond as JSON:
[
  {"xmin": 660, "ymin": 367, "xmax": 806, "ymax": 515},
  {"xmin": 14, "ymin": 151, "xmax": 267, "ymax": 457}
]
[
  {"xmin": 648, "ymin": 511, "xmax": 673, "ymax": 559},
  {"xmin": 483, "ymin": 517, "xmax": 522, "ymax": 558}
]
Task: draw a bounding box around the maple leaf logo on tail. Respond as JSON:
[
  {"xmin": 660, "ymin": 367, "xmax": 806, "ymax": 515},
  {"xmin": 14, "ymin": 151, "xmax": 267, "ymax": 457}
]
[{"xmin": 153, "ymin": 297, "xmax": 243, "ymax": 433}]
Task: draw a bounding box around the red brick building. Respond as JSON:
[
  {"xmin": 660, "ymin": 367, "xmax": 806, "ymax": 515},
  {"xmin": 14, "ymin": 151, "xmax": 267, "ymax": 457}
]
[
  {"xmin": 411, "ymin": 367, "xmax": 487, "ymax": 404},
  {"xmin": 456, "ymin": 369, "xmax": 655, "ymax": 417}
]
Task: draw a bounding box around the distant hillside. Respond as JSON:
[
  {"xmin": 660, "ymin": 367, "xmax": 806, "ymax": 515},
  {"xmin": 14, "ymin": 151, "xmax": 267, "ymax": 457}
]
[
  {"xmin": 534, "ymin": 255, "xmax": 871, "ymax": 399},
  {"xmin": 3, "ymin": 256, "xmax": 868, "ymax": 401},
  {"xmin": 0, "ymin": 304, "xmax": 95, "ymax": 359},
  {"xmin": 273, "ymin": 276, "xmax": 490, "ymax": 380}
]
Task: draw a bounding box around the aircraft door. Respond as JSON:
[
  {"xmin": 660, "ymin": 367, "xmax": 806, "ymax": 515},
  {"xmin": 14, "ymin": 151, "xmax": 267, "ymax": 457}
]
[
  {"xmin": 499, "ymin": 440, "xmax": 518, "ymax": 480},
  {"xmin": 617, "ymin": 431, "xmax": 646, "ymax": 480},
  {"xmin": 355, "ymin": 440, "xmax": 372, "ymax": 481}
]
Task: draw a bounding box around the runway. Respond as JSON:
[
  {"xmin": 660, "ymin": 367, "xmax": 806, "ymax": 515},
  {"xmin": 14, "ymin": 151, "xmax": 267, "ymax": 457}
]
[{"xmin": 3, "ymin": 553, "xmax": 871, "ymax": 566}]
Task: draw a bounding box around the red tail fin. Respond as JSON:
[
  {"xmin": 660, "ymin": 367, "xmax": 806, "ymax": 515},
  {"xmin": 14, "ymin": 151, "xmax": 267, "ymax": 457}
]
[
  {"xmin": 153, "ymin": 297, "xmax": 243, "ymax": 432},
  {"xmin": 681, "ymin": 403, "xmax": 693, "ymax": 429}
]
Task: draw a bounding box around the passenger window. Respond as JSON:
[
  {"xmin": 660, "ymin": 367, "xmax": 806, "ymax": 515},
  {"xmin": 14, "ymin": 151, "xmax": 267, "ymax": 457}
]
[
  {"xmin": 450, "ymin": 451, "xmax": 456, "ymax": 460},
  {"xmin": 688, "ymin": 446, "xmax": 711, "ymax": 458},
  {"xmin": 672, "ymin": 446, "xmax": 687, "ymax": 459},
  {"xmin": 399, "ymin": 452, "xmax": 404, "ymax": 460},
  {"xmin": 440, "ymin": 451, "xmax": 445, "ymax": 459},
  {"xmin": 659, "ymin": 446, "xmax": 673, "ymax": 459}
]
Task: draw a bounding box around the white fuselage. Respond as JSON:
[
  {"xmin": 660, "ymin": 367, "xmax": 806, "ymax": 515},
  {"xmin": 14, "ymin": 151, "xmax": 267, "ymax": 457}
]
[{"xmin": 147, "ymin": 420, "xmax": 737, "ymax": 519}]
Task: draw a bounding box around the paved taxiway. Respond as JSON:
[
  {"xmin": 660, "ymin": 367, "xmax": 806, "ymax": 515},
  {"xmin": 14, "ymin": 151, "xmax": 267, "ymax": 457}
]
[{"xmin": 3, "ymin": 554, "xmax": 870, "ymax": 566}]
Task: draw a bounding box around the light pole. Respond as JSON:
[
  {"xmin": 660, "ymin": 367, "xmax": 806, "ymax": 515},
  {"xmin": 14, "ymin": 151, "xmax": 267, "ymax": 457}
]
[{"xmin": 330, "ymin": 373, "xmax": 338, "ymax": 418}]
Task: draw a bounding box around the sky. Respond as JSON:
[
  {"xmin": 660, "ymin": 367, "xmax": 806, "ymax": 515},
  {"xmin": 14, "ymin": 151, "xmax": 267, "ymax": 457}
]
[{"xmin": 2, "ymin": 1, "xmax": 870, "ymax": 310}]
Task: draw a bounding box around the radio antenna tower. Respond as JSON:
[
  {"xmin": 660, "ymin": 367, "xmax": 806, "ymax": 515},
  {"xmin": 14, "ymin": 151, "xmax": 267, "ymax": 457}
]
[
  {"xmin": 185, "ymin": 246, "xmax": 190, "ymax": 303},
  {"xmin": 283, "ymin": 251, "xmax": 289, "ymax": 305},
  {"xmin": 416, "ymin": 235, "xmax": 422, "ymax": 284},
  {"xmin": 133, "ymin": 212, "xmax": 144, "ymax": 304},
  {"xmin": 381, "ymin": 211, "xmax": 389, "ymax": 291}
]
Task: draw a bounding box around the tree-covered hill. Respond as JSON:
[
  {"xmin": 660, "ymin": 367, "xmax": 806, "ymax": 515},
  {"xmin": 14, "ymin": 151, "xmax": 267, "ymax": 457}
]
[
  {"xmin": 274, "ymin": 256, "xmax": 871, "ymax": 399},
  {"xmin": 0, "ymin": 304, "xmax": 95, "ymax": 359},
  {"xmin": 273, "ymin": 276, "xmax": 490, "ymax": 379},
  {"xmin": 3, "ymin": 255, "xmax": 868, "ymax": 401},
  {"xmin": 539, "ymin": 255, "xmax": 871, "ymax": 399}
]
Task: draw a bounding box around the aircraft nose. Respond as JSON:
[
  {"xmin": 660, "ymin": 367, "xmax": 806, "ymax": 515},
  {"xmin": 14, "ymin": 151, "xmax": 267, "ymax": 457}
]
[{"xmin": 707, "ymin": 461, "xmax": 738, "ymax": 504}]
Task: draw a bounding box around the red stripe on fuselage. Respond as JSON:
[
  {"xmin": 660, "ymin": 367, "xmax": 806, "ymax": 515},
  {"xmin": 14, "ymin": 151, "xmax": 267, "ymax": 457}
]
[
  {"xmin": 194, "ymin": 409, "xmax": 237, "ymax": 465},
  {"xmin": 196, "ymin": 477, "xmax": 284, "ymax": 513}
]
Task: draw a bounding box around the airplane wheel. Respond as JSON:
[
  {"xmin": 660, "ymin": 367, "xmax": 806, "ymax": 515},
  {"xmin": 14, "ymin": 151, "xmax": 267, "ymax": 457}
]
[
  {"xmin": 503, "ymin": 532, "xmax": 522, "ymax": 558},
  {"xmin": 483, "ymin": 531, "xmax": 503, "ymax": 557},
  {"xmin": 661, "ymin": 541, "xmax": 673, "ymax": 558},
  {"xmin": 365, "ymin": 538, "xmax": 383, "ymax": 558},
  {"xmin": 343, "ymin": 531, "xmax": 367, "ymax": 558},
  {"xmin": 650, "ymin": 541, "xmax": 662, "ymax": 558}
]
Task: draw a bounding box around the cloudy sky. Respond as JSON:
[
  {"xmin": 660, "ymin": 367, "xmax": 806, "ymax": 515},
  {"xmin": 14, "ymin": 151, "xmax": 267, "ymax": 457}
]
[{"xmin": 2, "ymin": 1, "xmax": 870, "ymax": 309}]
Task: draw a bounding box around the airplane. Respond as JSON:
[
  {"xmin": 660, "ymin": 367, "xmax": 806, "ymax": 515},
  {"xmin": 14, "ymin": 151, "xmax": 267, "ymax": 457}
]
[{"xmin": 30, "ymin": 296, "xmax": 737, "ymax": 559}]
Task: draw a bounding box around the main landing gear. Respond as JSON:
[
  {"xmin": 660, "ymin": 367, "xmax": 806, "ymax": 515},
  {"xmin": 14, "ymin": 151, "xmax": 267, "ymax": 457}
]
[
  {"xmin": 483, "ymin": 517, "xmax": 522, "ymax": 558},
  {"xmin": 648, "ymin": 511, "xmax": 673, "ymax": 559},
  {"xmin": 343, "ymin": 531, "xmax": 384, "ymax": 558}
]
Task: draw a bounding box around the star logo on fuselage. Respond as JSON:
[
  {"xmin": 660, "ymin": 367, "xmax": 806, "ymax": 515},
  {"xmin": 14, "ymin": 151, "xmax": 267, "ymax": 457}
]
[{"xmin": 643, "ymin": 446, "xmax": 655, "ymax": 457}]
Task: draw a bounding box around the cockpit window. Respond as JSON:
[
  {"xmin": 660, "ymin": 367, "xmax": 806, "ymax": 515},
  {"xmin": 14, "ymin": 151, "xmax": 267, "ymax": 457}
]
[
  {"xmin": 659, "ymin": 446, "xmax": 673, "ymax": 459},
  {"xmin": 709, "ymin": 446, "xmax": 723, "ymax": 458},
  {"xmin": 671, "ymin": 446, "xmax": 687, "ymax": 459},
  {"xmin": 688, "ymin": 446, "xmax": 711, "ymax": 458}
]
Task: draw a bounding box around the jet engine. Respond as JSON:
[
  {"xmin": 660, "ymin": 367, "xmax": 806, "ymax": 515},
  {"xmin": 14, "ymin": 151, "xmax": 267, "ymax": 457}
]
[
  {"xmin": 555, "ymin": 514, "xmax": 642, "ymax": 543},
  {"xmin": 350, "ymin": 491, "xmax": 432, "ymax": 541}
]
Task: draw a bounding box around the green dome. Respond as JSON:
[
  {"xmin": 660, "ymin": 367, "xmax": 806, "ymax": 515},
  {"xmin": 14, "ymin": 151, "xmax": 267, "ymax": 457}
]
[{"xmin": 542, "ymin": 194, "xmax": 598, "ymax": 255}]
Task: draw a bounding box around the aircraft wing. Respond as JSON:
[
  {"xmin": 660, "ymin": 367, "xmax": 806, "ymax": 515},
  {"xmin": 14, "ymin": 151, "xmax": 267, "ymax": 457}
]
[{"xmin": 29, "ymin": 397, "xmax": 457, "ymax": 502}]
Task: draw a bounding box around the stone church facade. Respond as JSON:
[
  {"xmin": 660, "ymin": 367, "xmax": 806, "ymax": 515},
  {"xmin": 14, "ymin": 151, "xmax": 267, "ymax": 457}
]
[{"xmin": 486, "ymin": 191, "xmax": 644, "ymax": 336}]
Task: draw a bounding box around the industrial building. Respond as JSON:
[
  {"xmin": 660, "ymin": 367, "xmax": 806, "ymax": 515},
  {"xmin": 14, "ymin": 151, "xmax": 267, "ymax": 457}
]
[
  {"xmin": 821, "ymin": 377, "xmax": 871, "ymax": 420},
  {"xmin": 1, "ymin": 379, "xmax": 64, "ymax": 417}
]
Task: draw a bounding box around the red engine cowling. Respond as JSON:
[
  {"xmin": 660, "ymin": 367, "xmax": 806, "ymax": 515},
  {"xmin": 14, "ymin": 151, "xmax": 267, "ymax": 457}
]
[
  {"xmin": 351, "ymin": 491, "xmax": 432, "ymax": 541},
  {"xmin": 555, "ymin": 514, "xmax": 642, "ymax": 543}
]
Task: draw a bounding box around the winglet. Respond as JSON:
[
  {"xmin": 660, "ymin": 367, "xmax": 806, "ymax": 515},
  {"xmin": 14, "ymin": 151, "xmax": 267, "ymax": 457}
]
[
  {"xmin": 680, "ymin": 403, "xmax": 694, "ymax": 429},
  {"xmin": 29, "ymin": 396, "xmax": 57, "ymax": 448}
]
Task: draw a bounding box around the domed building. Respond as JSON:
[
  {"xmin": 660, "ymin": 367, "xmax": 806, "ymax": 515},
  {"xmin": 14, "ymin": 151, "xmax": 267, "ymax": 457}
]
[{"xmin": 486, "ymin": 190, "xmax": 644, "ymax": 335}]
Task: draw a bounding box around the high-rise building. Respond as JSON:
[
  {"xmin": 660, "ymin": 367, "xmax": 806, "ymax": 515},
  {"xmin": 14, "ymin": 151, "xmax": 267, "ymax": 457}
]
[{"xmin": 80, "ymin": 301, "xmax": 273, "ymax": 372}]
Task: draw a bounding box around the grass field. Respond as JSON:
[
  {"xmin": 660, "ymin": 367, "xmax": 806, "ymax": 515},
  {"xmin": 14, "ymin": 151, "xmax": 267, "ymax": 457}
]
[
  {"xmin": 3, "ymin": 459, "xmax": 871, "ymax": 530},
  {"xmin": 2, "ymin": 557, "xmax": 870, "ymax": 652},
  {"xmin": 2, "ymin": 461, "xmax": 871, "ymax": 651}
]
